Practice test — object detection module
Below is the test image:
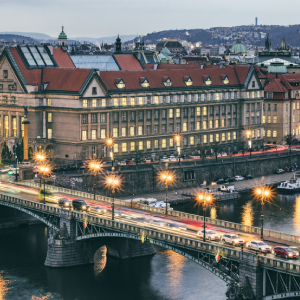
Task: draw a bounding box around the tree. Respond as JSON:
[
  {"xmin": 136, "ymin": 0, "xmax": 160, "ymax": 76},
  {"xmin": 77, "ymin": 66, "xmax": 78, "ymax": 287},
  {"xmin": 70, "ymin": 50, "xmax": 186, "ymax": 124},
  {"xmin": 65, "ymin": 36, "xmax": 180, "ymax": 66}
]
[
  {"xmin": 1, "ymin": 142, "xmax": 10, "ymax": 161},
  {"xmin": 285, "ymin": 134, "xmax": 293, "ymax": 155},
  {"xmin": 198, "ymin": 143, "xmax": 209, "ymax": 163},
  {"xmin": 212, "ymin": 142, "xmax": 224, "ymax": 162}
]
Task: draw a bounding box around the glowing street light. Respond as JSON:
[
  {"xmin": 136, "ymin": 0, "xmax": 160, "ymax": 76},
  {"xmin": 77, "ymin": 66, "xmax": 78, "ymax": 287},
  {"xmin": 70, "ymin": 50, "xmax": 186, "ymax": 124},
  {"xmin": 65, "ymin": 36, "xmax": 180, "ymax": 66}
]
[
  {"xmin": 174, "ymin": 134, "xmax": 182, "ymax": 164},
  {"xmin": 197, "ymin": 191, "xmax": 213, "ymax": 242},
  {"xmin": 254, "ymin": 185, "xmax": 272, "ymax": 239},
  {"xmin": 38, "ymin": 164, "xmax": 51, "ymax": 204},
  {"xmin": 246, "ymin": 129, "xmax": 253, "ymax": 158},
  {"xmin": 88, "ymin": 160, "xmax": 102, "ymax": 200},
  {"xmin": 159, "ymin": 171, "xmax": 175, "ymax": 216},
  {"xmin": 34, "ymin": 151, "xmax": 48, "ymax": 187},
  {"xmin": 105, "ymin": 175, "xmax": 121, "ymax": 220},
  {"xmin": 106, "ymin": 138, "xmax": 114, "ymax": 170}
]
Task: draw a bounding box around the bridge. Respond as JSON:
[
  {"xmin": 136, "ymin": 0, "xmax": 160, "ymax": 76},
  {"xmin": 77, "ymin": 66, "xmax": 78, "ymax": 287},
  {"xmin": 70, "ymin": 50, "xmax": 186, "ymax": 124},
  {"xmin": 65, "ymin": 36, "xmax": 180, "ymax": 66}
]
[{"xmin": 1, "ymin": 189, "xmax": 300, "ymax": 300}]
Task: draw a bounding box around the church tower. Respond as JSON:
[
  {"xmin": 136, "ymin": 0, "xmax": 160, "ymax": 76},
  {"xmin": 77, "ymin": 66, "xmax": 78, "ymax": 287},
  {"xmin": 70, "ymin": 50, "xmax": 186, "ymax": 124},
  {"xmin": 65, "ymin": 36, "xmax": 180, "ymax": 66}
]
[{"xmin": 58, "ymin": 26, "xmax": 68, "ymax": 51}]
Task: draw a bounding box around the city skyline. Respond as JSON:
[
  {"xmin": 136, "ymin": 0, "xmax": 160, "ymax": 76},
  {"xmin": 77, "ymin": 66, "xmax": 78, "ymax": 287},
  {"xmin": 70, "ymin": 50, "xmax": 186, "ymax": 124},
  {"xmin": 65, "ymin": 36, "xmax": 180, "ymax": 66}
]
[{"xmin": 1, "ymin": 0, "xmax": 300, "ymax": 38}]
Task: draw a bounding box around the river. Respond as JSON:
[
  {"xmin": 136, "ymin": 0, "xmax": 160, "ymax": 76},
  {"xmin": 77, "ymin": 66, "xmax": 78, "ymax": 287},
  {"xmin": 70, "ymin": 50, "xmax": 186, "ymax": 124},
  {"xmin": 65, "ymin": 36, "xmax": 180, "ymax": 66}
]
[{"xmin": 0, "ymin": 191, "xmax": 299, "ymax": 300}]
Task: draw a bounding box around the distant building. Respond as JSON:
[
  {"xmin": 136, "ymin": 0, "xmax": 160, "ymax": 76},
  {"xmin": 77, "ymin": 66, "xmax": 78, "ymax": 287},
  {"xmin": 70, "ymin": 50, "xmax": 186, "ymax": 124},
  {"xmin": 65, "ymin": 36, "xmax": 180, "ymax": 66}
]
[
  {"xmin": 255, "ymin": 17, "xmax": 258, "ymax": 26},
  {"xmin": 156, "ymin": 39, "xmax": 184, "ymax": 53},
  {"xmin": 230, "ymin": 36, "xmax": 248, "ymax": 56}
]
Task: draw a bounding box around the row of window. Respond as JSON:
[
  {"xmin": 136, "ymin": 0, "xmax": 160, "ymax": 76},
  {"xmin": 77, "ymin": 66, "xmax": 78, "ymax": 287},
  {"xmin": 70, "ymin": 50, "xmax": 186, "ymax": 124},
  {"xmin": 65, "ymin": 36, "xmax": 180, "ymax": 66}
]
[
  {"xmin": 246, "ymin": 103, "xmax": 261, "ymax": 112},
  {"xmin": 0, "ymin": 116, "xmax": 24, "ymax": 138},
  {"xmin": 245, "ymin": 116, "xmax": 261, "ymax": 126}
]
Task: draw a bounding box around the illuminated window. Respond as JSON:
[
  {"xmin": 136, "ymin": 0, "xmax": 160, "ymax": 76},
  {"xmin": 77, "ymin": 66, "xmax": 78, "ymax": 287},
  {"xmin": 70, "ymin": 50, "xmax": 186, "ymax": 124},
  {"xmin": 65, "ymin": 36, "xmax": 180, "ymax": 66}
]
[
  {"xmin": 100, "ymin": 129, "xmax": 106, "ymax": 139},
  {"xmin": 140, "ymin": 79, "xmax": 149, "ymax": 88},
  {"xmin": 102, "ymin": 99, "xmax": 106, "ymax": 107},
  {"xmin": 267, "ymin": 130, "xmax": 271, "ymax": 137},
  {"xmin": 162, "ymin": 139, "xmax": 167, "ymax": 148},
  {"xmin": 216, "ymin": 133, "xmax": 220, "ymax": 142},
  {"xmin": 113, "ymin": 128, "xmax": 118, "ymax": 137},
  {"xmin": 122, "ymin": 143, "xmax": 127, "ymax": 152},
  {"xmin": 169, "ymin": 109, "xmax": 174, "ymax": 118},
  {"xmin": 273, "ymin": 131, "xmax": 277, "ymax": 138},
  {"xmin": 82, "ymin": 130, "xmax": 87, "ymax": 140},
  {"xmin": 203, "ymin": 106, "xmax": 207, "ymax": 116},
  {"xmin": 147, "ymin": 141, "xmax": 151, "ymax": 149},
  {"xmin": 209, "ymin": 120, "xmax": 213, "ymax": 129},
  {"xmin": 257, "ymin": 91, "xmax": 261, "ymax": 97},
  {"xmin": 121, "ymin": 127, "xmax": 126, "ymax": 137},
  {"xmin": 12, "ymin": 117, "xmax": 16, "ymax": 137},
  {"xmin": 113, "ymin": 144, "xmax": 119, "ymax": 153},
  {"xmin": 21, "ymin": 117, "xmax": 24, "ymax": 138},
  {"xmin": 163, "ymin": 78, "xmax": 172, "ymax": 87},
  {"xmin": 138, "ymin": 126, "xmax": 143, "ymax": 135},
  {"xmin": 215, "ymin": 120, "xmax": 219, "ymax": 128},
  {"xmin": 83, "ymin": 99, "xmax": 87, "ymax": 108},
  {"xmin": 222, "ymin": 133, "xmax": 225, "ymax": 141},
  {"xmin": 170, "ymin": 138, "xmax": 174, "ymax": 147},
  {"xmin": 130, "ymin": 97, "xmax": 135, "ymax": 105},
  {"xmin": 233, "ymin": 132, "xmax": 237, "ymax": 140},
  {"xmin": 91, "ymin": 129, "xmax": 97, "ymax": 139},
  {"xmin": 154, "ymin": 96, "xmax": 159, "ymax": 104},
  {"xmin": 273, "ymin": 116, "xmax": 277, "ymax": 123},
  {"xmin": 139, "ymin": 141, "xmax": 143, "ymax": 150},
  {"xmin": 190, "ymin": 136, "xmax": 195, "ymax": 145},
  {"xmin": 196, "ymin": 107, "xmax": 201, "ymax": 116},
  {"xmin": 293, "ymin": 129, "xmax": 295, "ymax": 135},
  {"xmin": 48, "ymin": 112, "xmax": 52, "ymax": 123},
  {"xmin": 130, "ymin": 126, "xmax": 135, "ymax": 136},
  {"xmin": 247, "ymin": 92, "xmax": 250, "ymax": 98},
  {"xmin": 228, "ymin": 132, "xmax": 231, "ymax": 140},
  {"xmin": 203, "ymin": 135, "xmax": 207, "ymax": 143},
  {"xmin": 113, "ymin": 98, "xmax": 119, "ymax": 106},
  {"xmin": 203, "ymin": 121, "xmax": 207, "ymax": 129},
  {"xmin": 47, "ymin": 98, "xmax": 51, "ymax": 106},
  {"xmin": 263, "ymin": 116, "xmax": 265, "ymax": 123},
  {"xmin": 252, "ymin": 91, "xmax": 255, "ymax": 98},
  {"xmin": 197, "ymin": 122, "xmax": 200, "ymax": 130},
  {"xmin": 216, "ymin": 93, "xmax": 220, "ymax": 100},
  {"xmin": 204, "ymin": 76, "xmax": 212, "ymax": 86},
  {"xmin": 182, "ymin": 122, "xmax": 187, "ymax": 132},
  {"xmin": 267, "ymin": 116, "xmax": 271, "ymax": 123},
  {"xmin": 221, "ymin": 119, "xmax": 225, "ymax": 127},
  {"xmin": 222, "ymin": 76, "xmax": 229, "ymax": 85},
  {"xmin": 138, "ymin": 97, "xmax": 143, "ymax": 105},
  {"xmin": 293, "ymin": 103, "xmax": 296, "ymax": 110},
  {"xmin": 185, "ymin": 77, "xmax": 193, "ymax": 86},
  {"xmin": 293, "ymin": 115, "xmax": 295, "ymax": 123},
  {"xmin": 92, "ymin": 99, "xmax": 97, "ymax": 107},
  {"xmin": 154, "ymin": 140, "xmax": 159, "ymax": 148},
  {"xmin": 116, "ymin": 80, "xmax": 125, "ymax": 89},
  {"xmin": 263, "ymin": 130, "xmax": 265, "ymax": 137},
  {"xmin": 122, "ymin": 98, "xmax": 127, "ymax": 106},
  {"xmin": 130, "ymin": 142, "xmax": 135, "ymax": 151},
  {"xmin": 257, "ymin": 130, "xmax": 260, "ymax": 138},
  {"xmin": 210, "ymin": 134, "xmax": 213, "ymax": 143},
  {"xmin": 176, "ymin": 109, "xmax": 180, "ymax": 118},
  {"xmin": 48, "ymin": 128, "xmax": 52, "ymax": 139}
]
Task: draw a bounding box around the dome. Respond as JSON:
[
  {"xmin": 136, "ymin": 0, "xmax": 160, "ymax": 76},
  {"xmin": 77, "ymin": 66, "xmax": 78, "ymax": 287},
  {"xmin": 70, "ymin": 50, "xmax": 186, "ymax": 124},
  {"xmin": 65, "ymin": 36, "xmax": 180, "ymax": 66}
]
[
  {"xmin": 59, "ymin": 26, "xmax": 67, "ymax": 39},
  {"xmin": 156, "ymin": 39, "xmax": 183, "ymax": 51},
  {"xmin": 230, "ymin": 36, "xmax": 247, "ymax": 54}
]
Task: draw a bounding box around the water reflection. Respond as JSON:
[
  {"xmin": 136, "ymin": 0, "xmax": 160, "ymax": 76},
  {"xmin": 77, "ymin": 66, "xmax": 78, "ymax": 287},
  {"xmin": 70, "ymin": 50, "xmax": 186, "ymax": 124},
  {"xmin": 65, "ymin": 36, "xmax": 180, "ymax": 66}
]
[
  {"xmin": 0, "ymin": 273, "xmax": 8, "ymax": 300},
  {"xmin": 293, "ymin": 196, "xmax": 300, "ymax": 235},
  {"xmin": 94, "ymin": 246, "xmax": 107, "ymax": 275},
  {"xmin": 210, "ymin": 207, "xmax": 217, "ymax": 219},
  {"xmin": 240, "ymin": 201, "xmax": 254, "ymax": 226}
]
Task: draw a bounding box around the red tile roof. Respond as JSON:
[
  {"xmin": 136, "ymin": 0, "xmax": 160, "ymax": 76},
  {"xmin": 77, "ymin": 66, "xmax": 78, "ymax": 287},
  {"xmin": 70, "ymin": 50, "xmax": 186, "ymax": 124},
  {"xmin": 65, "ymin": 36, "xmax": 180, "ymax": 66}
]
[
  {"xmin": 53, "ymin": 48, "xmax": 75, "ymax": 68},
  {"xmin": 254, "ymin": 65, "xmax": 267, "ymax": 79},
  {"xmin": 99, "ymin": 67, "xmax": 250, "ymax": 91},
  {"xmin": 264, "ymin": 79, "xmax": 288, "ymax": 93},
  {"xmin": 113, "ymin": 54, "xmax": 143, "ymax": 71},
  {"xmin": 156, "ymin": 64, "xmax": 203, "ymax": 70},
  {"xmin": 43, "ymin": 68, "xmax": 92, "ymax": 92},
  {"xmin": 279, "ymin": 74, "xmax": 300, "ymax": 90}
]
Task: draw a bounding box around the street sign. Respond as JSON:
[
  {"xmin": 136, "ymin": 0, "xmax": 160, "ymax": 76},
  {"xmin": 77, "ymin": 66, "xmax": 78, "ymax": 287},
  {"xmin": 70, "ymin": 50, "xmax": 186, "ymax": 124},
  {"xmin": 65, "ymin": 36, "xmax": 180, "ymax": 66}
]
[
  {"xmin": 70, "ymin": 179, "xmax": 75, "ymax": 187},
  {"xmin": 52, "ymin": 175, "xmax": 56, "ymax": 180}
]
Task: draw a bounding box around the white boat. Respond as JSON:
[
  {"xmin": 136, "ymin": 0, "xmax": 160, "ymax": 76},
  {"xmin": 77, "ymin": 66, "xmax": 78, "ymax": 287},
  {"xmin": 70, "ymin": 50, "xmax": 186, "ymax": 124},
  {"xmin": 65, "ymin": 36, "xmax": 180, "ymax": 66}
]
[{"xmin": 277, "ymin": 176, "xmax": 300, "ymax": 194}]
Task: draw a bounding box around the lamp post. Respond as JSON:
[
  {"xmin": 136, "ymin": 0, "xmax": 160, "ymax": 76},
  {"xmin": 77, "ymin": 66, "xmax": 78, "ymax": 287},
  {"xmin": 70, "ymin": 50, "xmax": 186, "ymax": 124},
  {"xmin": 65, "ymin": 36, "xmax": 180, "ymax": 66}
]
[
  {"xmin": 106, "ymin": 138, "xmax": 114, "ymax": 170},
  {"xmin": 246, "ymin": 130, "xmax": 252, "ymax": 159},
  {"xmin": 174, "ymin": 134, "xmax": 181, "ymax": 164},
  {"xmin": 198, "ymin": 191, "xmax": 212, "ymax": 242},
  {"xmin": 34, "ymin": 152, "xmax": 46, "ymax": 187},
  {"xmin": 255, "ymin": 186, "xmax": 271, "ymax": 240},
  {"xmin": 160, "ymin": 171, "xmax": 173, "ymax": 216},
  {"xmin": 88, "ymin": 160, "xmax": 101, "ymax": 200},
  {"xmin": 38, "ymin": 164, "xmax": 51, "ymax": 204},
  {"xmin": 106, "ymin": 175, "xmax": 120, "ymax": 220}
]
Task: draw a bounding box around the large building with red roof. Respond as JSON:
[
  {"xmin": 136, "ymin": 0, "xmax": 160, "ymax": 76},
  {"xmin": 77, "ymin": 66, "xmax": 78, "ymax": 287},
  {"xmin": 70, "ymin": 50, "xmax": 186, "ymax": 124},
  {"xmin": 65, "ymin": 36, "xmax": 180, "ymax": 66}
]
[{"xmin": 0, "ymin": 43, "xmax": 265, "ymax": 162}]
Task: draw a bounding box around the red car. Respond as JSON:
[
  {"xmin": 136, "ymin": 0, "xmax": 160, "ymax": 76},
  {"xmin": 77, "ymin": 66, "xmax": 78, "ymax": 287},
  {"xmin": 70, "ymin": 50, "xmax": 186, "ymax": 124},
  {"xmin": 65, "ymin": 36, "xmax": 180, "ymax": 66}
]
[{"xmin": 272, "ymin": 246, "xmax": 299, "ymax": 259}]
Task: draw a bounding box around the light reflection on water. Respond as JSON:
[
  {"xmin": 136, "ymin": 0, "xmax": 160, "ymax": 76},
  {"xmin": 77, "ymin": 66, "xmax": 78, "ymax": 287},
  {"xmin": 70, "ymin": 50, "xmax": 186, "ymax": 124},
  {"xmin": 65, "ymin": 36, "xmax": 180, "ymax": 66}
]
[
  {"xmin": 0, "ymin": 273, "xmax": 8, "ymax": 300},
  {"xmin": 241, "ymin": 201, "xmax": 254, "ymax": 227},
  {"xmin": 94, "ymin": 246, "xmax": 107, "ymax": 275},
  {"xmin": 293, "ymin": 196, "xmax": 300, "ymax": 235},
  {"xmin": 210, "ymin": 207, "xmax": 217, "ymax": 219}
]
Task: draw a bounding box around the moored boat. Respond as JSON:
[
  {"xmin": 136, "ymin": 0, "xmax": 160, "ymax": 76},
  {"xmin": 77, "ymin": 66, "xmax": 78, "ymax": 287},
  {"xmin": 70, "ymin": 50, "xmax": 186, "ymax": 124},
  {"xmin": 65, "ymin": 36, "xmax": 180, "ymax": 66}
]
[{"xmin": 277, "ymin": 176, "xmax": 300, "ymax": 194}]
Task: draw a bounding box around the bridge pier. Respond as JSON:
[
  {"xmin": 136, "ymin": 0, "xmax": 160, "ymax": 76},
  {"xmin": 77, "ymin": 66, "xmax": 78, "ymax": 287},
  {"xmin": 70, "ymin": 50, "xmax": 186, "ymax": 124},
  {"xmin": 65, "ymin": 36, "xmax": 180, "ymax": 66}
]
[
  {"xmin": 239, "ymin": 252, "xmax": 263, "ymax": 300},
  {"xmin": 45, "ymin": 210, "xmax": 155, "ymax": 268}
]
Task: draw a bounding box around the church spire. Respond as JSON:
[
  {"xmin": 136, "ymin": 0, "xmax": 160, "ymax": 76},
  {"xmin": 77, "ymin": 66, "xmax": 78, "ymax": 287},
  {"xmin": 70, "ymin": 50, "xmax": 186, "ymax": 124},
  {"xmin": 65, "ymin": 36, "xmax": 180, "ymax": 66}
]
[
  {"xmin": 265, "ymin": 33, "xmax": 271, "ymax": 51},
  {"xmin": 279, "ymin": 34, "xmax": 287, "ymax": 51}
]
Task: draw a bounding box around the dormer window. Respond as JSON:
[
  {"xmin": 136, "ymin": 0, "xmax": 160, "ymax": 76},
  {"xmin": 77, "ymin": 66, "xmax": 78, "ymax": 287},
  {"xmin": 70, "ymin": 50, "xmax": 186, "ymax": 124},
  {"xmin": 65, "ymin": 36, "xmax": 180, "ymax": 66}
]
[
  {"xmin": 162, "ymin": 76, "xmax": 172, "ymax": 87},
  {"xmin": 203, "ymin": 75, "xmax": 212, "ymax": 86},
  {"xmin": 221, "ymin": 75, "xmax": 229, "ymax": 85},
  {"xmin": 184, "ymin": 76, "xmax": 193, "ymax": 86},
  {"xmin": 140, "ymin": 77, "xmax": 149, "ymax": 88},
  {"xmin": 115, "ymin": 78, "xmax": 125, "ymax": 89}
]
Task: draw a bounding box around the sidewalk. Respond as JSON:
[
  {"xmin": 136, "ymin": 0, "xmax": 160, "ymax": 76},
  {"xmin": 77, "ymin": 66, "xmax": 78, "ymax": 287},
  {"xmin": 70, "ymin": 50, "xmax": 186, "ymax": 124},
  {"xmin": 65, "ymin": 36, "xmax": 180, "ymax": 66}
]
[{"xmin": 117, "ymin": 172, "xmax": 296, "ymax": 203}]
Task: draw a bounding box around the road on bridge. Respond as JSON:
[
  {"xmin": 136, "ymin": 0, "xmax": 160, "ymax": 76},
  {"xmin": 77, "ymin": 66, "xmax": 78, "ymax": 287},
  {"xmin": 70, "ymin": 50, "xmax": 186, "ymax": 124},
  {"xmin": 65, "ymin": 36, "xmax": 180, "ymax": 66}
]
[{"xmin": 1, "ymin": 178, "xmax": 300, "ymax": 263}]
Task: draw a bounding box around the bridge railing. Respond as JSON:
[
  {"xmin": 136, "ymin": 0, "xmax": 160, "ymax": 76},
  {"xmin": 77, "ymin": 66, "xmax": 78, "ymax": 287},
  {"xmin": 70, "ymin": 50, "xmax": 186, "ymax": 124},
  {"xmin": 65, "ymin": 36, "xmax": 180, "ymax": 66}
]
[
  {"xmin": 20, "ymin": 181, "xmax": 300, "ymax": 245},
  {"xmin": 259, "ymin": 256, "xmax": 300, "ymax": 275}
]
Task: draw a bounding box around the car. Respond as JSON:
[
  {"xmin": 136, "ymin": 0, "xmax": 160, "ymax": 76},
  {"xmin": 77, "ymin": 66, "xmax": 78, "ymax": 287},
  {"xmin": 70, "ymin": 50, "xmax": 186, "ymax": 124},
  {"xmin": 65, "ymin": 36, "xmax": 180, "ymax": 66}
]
[
  {"xmin": 70, "ymin": 163, "xmax": 77, "ymax": 170},
  {"xmin": 169, "ymin": 156, "xmax": 178, "ymax": 161},
  {"xmin": 221, "ymin": 233, "xmax": 244, "ymax": 246},
  {"xmin": 272, "ymin": 246, "xmax": 299, "ymax": 259},
  {"xmin": 246, "ymin": 240, "xmax": 272, "ymax": 253},
  {"xmin": 58, "ymin": 198, "xmax": 73, "ymax": 209},
  {"xmin": 61, "ymin": 164, "xmax": 69, "ymax": 171},
  {"xmin": 80, "ymin": 163, "xmax": 87, "ymax": 169},
  {"xmin": 243, "ymin": 174, "xmax": 253, "ymax": 180},
  {"xmin": 127, "ymin": 160, "xmax": 135, "ymax": 165},
  {"xmin": 160, "ymin": 156, "xmax": 169, "ymax": 162},
  {"xmin": 197, "ymin": 230, "xmax": 220, "ymax": 241},
  {"xmin": 90, "ymin": 206, "xmax": 107, "ymax": 214},
  {"xmin": 234, "ymin": 175, "xmax": 244, "ymax": 181},
  {"xmin": 117, "ymin": 161, "xmax": 126, "ymax": 166},
  {"xmin": 216, "ymin": 178, "xmax": 225, "ymax": 184},
  {"xmin": 72, "ymin": 200, "xmax": 91, "ymax": 212},
  {"xmin": 275, "ymin": 169, "xmax": 285, "ymax": 174},
  {"xmin": 225, "ymin": 177, "xmax": 235, "ymax": 182}
]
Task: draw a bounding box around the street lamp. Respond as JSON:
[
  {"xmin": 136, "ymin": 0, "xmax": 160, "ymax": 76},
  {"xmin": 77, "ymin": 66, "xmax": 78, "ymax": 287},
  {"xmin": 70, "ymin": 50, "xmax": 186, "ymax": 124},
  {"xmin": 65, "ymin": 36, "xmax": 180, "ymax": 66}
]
[
  {"xmin": 34, "ymin": 151, "xmax": 47, "ymax": 187},
  {"xmin": 174, "ymin": 134, "xmax": 182, "ymax": 164},
  {"xmin": 160, "ymin": 171, "xmax": 174, "ymax": 216},
  {"xmin": 255, "ymin": 186, "xmax": 272, "ymax": 240},
  {"xmin": 246, "ymin": 130, "xmax": 252, "ymax": 158},
  {"xmin": 106, "ymin": 175, "xmax": 120, "ymax": 220},
  {"xmin": 38, "ymin": 164, "xmax": 51, "ymax": 204},
  {"xmin": 106, "ymin": 138, "xmax": 114, "ymax": 170},
  {"xmin": 197, "ymin": 191, "xmax": 212, "ymax": 242},
  {"xmin": 88, "ymin": 160, "xmax": 102, "ymax": 200}
]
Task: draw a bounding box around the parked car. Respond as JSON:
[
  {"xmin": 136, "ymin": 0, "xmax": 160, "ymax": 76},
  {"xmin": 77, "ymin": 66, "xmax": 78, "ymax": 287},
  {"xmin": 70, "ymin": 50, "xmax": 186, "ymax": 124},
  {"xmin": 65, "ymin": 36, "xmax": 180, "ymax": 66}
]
[
  {"xmin": 126, "ymin": 160, "xmax": 135, "ymax": 165},
  {"xmin": 221, "ymin": 233, "xmax": 244, "ymax": 246},
  {"xmin": 69, "ymin": 163, "xmax": 77, "ymax": 170},
  {"xmin": 90, "ymin": 206, "xmax": 107, "ymax": 214},
  {"xmin": 216, "ymin": 178, "xmax": 225, "ymax": 184},
  {"xmin": 160, "ymin": 156, "xmax": 169, "ymax": 162},
  {"xmin": 246, "ymin": 240, "xmax": 272, "ymax": 253},
  {"xmin": 145, "ymin": 158, "xmax": 152, "ymax": 163},
  {"xmin": 225, "ymin": 177, "xmax": 235, "ymax": 182},
  {"xmin": 272, "ymin": 246, "xmax": 299, "ymax": 259},
  {"xmin": 275, "ymin": 169, "xmax": 285, "ymax": 174},
  {"xmin": 243, "ymin": 174, "xmax": 253, "ymax": 180},
  {"xmin": 58, "ymin": 198, "xmax": 73, "ymax": 209},
  {"xmin": 72, "ymin": 200, "xmax": 91, "ymax": 212},
  {"xmin": 169, "ymin": 156, "xmax": 178, "ymax": 161},
  {"xmin": 197, "ymin": 230, "xmax": 220, "ymax": 241},
  {"xmin": 117, "ymin": 161, "xmax": 126, "ymax": 166},
  {"xmin": 234, "ymin": 175, "xmax": 244, "ymax": 181}
]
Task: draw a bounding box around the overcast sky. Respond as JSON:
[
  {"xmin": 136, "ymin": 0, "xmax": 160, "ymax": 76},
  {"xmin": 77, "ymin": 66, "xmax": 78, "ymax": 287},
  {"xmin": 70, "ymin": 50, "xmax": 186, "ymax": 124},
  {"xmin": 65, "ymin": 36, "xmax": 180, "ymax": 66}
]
[{"xmin": 2, "ymin": 0, "xmax": 300, "ymax": 38}]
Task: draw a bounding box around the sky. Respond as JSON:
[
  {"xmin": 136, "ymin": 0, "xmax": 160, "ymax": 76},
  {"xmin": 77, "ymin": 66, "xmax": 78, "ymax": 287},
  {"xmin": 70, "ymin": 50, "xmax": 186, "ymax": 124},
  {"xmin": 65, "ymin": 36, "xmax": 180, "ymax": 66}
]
[{"xmin": 1, "ymin": 0, "xmax": 300, "ymax": 38}]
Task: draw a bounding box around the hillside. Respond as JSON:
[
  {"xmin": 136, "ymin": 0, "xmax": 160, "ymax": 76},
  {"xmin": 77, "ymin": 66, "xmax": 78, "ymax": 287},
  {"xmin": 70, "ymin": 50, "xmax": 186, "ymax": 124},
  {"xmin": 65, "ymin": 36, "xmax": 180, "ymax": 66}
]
[{"xmin": 0, "ymin": 34, "xmax": 37, "ymax": 43}]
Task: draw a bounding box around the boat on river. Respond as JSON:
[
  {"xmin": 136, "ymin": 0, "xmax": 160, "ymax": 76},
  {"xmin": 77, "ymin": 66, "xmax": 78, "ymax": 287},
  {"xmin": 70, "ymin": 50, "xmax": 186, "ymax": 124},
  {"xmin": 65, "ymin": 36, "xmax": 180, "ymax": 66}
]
[{"xmin": 277, "ymin": 176, "xmax": 300, "ymax": 194}]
